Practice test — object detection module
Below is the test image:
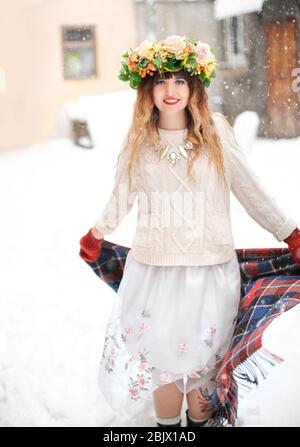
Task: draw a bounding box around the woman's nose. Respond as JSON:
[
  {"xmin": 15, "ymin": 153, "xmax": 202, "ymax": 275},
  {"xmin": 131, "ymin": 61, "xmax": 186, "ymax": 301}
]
[{"xmin": 164, "ymin": 82, "xmax": 177, "ymax": 97}]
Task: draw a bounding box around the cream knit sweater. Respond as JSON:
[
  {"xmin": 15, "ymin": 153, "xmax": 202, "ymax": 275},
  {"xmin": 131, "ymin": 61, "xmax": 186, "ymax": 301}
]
[{"xmin": 95, "ymin": 113, "xmax": 298, "ymax": 266}]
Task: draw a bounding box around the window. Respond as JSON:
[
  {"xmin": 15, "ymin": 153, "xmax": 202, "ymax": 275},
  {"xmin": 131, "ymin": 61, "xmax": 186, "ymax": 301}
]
[
  {"xmin": 222, "ymin": 16, "xmax": 247, "ymax": 66},
  {"xmin": 62, "ymin": 26, "xmax": 97, "ymax": 79}
]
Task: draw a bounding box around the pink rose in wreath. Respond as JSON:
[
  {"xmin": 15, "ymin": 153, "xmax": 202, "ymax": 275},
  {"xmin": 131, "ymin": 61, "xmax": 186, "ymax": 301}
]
[{"xmin": 195, "ymin": 42, "xmax": 211, "ymax": 65}]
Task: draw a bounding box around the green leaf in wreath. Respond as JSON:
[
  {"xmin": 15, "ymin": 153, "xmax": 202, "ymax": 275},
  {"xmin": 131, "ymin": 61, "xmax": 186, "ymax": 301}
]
[
  {"xmin": 139, "ymin": 58, "xmax": 148, "ymax": 68},
  {"xmin": 198, "ymin": 71, "xmax": 206, "ymax": 81},
  {"xmin": 164, "ymin": 59, "xmax": 175, "ymax": 70},
  {"xmin": 152, "ymin": 57, "xmax": 163, "ymax": 68},
  {"xmin": 118, "ymin": 72, "xmax": 129, "ymax": 81},
  {"xmin": 130, "ymin": 71, "xmax": 141, "ymax": 82}
]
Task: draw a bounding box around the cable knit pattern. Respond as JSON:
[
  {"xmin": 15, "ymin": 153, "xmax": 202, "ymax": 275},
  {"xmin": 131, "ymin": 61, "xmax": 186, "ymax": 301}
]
[
  {"xmin": 94, "ymin": 147, "xmax": 138, "ymax": 235},
  {"xmin": 95, "ymin": 113, "xmax": 298, "ymax": 266}
]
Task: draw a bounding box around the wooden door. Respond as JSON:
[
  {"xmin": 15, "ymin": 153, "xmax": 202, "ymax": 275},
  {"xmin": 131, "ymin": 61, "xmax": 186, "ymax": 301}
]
[{"xmin": 264, "ymin": 18, "xmax": 299, "ymax": 138}]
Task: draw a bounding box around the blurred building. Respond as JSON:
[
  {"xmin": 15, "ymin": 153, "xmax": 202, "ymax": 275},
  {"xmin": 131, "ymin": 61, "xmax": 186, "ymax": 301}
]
[
  {"xmin": 0, "ymin": 0, "xmax": 138, "ymax": 149},
  {"xmin": 213, "ymin": 0, "xmax": 300, "ymax": 138}
]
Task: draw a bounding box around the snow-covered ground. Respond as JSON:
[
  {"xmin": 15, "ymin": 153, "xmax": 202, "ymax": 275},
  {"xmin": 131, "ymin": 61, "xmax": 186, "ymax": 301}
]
[{"xmin": 0, "ymin": 93, "xmax": 300, "ymax": 427}]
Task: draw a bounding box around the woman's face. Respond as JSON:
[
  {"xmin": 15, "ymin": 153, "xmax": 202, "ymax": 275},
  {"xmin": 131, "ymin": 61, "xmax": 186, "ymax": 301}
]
[{"xmin": 152, "ymin": 74, "xmax": 190, "ymax": 117}]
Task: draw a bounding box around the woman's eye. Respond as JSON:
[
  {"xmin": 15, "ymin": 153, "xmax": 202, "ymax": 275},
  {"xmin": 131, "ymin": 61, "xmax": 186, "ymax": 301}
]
[{"xmin": 155, "ymin": 80, "xmax": 184, "ymax": 85}]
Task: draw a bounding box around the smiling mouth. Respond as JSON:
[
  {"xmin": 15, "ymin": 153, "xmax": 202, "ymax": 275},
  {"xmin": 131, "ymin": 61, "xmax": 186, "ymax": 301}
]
[{"xmin": 163, "ymin": 99, "xmax": 180, "ymax": 105}]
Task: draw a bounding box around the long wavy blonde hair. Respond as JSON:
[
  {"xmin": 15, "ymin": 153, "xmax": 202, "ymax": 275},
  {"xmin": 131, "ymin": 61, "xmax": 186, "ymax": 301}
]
[{"xmin": 116, "ymin": 69, "xmax": 228, "ymax": 193}]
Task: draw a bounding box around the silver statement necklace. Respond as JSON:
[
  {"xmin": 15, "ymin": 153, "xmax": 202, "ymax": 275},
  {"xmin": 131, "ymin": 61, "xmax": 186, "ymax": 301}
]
[{"xmin": 154, "ymin": 139, "xmax": 195, "ymax": 166}]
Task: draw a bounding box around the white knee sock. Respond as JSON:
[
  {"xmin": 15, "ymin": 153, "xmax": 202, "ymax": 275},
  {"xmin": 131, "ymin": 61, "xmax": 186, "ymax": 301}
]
[
  {"xmin": 187, "ymin": 410, "xmax": 208, "ymax": 423},
  {"xmin": 156, "ymin": 414, "xmax": 181, "ymax": 425}
]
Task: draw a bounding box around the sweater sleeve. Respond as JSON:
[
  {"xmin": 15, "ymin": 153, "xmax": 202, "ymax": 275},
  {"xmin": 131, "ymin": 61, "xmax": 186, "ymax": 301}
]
[
  {"xmin": 213, "ymin": 113, "xmax": 298, "ymax": 242},
  {"xmin": 94, "ymin": 148, "xmax": 137, "ymax": 235}
]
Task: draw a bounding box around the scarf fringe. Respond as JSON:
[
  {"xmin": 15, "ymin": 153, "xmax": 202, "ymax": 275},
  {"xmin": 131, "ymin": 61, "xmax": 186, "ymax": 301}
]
[
  {"xmin": 201, "ymin": 346, "xmax": 284, "ymax": 427},
  {"xmin": 232, "ymin": 347, "xmax": 283, "ymax": 397}
]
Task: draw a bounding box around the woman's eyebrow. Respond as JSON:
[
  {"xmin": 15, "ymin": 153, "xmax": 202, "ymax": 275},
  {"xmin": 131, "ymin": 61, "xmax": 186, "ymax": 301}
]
[
  {"xmin": 163, "ymin": 76, "xmax": 185, "ymax": 80},
  {"xmin": 156, "ymin": 75, "xmax": 185, "ymax": 81}
]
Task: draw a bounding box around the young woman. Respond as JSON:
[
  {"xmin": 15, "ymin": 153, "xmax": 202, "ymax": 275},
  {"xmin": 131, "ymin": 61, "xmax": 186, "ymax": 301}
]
[{"xmin": 79, "ymin": 36, "xmax": 300, "ymax": 427}]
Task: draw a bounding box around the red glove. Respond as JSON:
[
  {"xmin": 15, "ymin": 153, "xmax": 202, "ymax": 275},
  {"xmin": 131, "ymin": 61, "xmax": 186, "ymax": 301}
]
[
  {"xmin": 284, "ymin": 228, "xmax": 300, "ymax": 267},
  {"xmin": 79, "ymin": 228, "xmax": 104, "ymax": 262}
]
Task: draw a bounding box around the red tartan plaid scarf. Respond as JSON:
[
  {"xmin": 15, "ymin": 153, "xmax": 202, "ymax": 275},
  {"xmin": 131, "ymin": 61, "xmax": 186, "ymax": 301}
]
[{"xmin": 80, "ymin": 242, "xmax": 300, "ymax": 427}]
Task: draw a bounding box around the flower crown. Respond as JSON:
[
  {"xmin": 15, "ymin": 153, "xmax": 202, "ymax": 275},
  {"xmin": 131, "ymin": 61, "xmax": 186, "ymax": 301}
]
[{"xmin": 118, "ymin": 35, "xmax": 218, "ymax": 90}]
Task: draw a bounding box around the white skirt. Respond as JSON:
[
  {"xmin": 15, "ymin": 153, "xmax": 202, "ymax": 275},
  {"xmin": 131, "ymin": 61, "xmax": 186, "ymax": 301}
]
[{"xmin": 97, "ymin": 249, "xmax": 241, "ymax": 420}]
